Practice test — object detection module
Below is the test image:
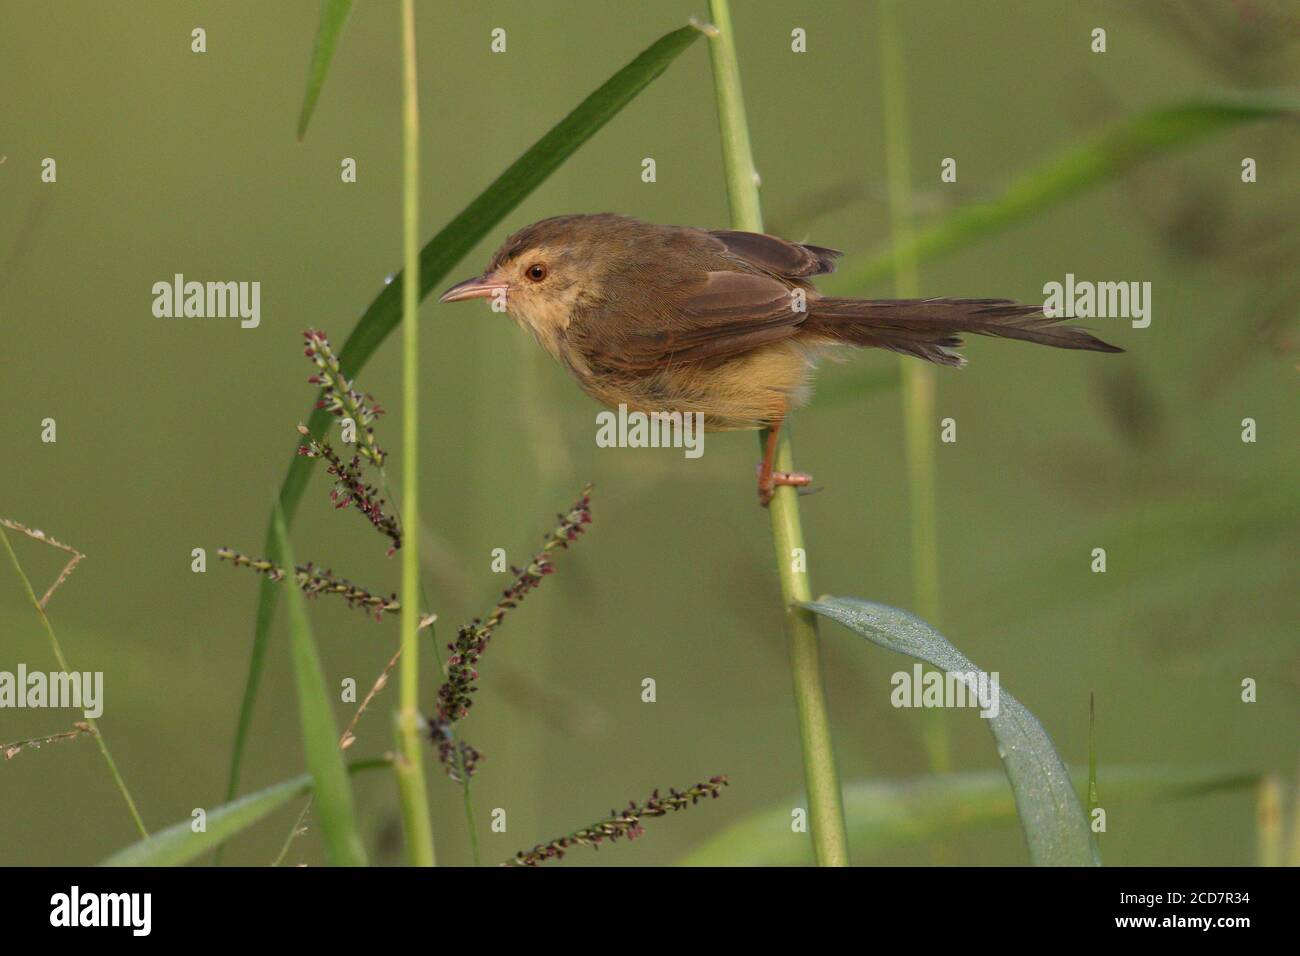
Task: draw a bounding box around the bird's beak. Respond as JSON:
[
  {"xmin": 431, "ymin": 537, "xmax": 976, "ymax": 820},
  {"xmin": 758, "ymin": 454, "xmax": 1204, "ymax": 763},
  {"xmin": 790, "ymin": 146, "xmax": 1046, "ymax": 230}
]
[{"xmin": 439, "ymin": 273, "xmax": 507, "ymax": 304}]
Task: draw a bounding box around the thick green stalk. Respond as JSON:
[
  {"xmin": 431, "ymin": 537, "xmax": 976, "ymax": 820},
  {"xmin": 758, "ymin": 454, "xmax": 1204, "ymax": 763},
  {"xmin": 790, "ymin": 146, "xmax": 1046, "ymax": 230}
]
[
  {"xmin": 703, "ymin": 5, "xmax": 762, "ymax": 236},
  {"xmin": 705, "ymin": 0, "xmax": 848, "ymax": 867},
  {"xmin": 1, "ymin": 527, "xmax": 149, "ymax": 839},
  {"xmin": 393, "ymin": 0, "xmax": 436, "ymax": 867},
  {"xmin": 879, "ymin": 0, "xmax": 950, "ymax": 774}
]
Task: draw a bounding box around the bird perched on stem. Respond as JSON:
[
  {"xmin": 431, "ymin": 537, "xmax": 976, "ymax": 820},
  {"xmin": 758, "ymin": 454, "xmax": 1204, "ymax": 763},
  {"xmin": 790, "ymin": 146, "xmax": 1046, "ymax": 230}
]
[{"xmin": 441, "ymin": 213, "xmax": 1122, "ymax": 505}]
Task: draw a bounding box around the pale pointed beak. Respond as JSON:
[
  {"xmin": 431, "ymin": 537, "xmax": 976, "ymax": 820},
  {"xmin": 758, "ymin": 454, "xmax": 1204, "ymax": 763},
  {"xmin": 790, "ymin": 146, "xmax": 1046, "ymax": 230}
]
[{"xmin": 439, "ymin": 274, "xmax": 507, "ymax": 303}]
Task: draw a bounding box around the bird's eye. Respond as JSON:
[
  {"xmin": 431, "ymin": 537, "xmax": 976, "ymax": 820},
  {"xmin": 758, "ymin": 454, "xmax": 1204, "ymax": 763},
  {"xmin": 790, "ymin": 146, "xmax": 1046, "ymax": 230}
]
[{"xmin": 526, "ymin": 263, "xmax": 548, "ymax": 282}]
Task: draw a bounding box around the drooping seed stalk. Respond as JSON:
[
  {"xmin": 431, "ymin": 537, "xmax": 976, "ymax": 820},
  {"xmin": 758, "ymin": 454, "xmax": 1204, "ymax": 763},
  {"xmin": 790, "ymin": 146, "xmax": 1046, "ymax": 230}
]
[
  {"xmin": 705, "ymin": 0, "xmax": 849, "ymax": 867},
  {"xmin": 0, "ymin": 527, "xmax": 149, "ymax": 839}
]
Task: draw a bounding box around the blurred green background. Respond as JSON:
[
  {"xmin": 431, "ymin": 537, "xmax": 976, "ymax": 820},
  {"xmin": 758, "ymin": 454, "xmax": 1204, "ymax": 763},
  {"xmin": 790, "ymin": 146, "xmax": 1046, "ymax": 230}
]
[{"xmin": 1, "ymin": 0, "xmax": 1296, "ymax": 866}]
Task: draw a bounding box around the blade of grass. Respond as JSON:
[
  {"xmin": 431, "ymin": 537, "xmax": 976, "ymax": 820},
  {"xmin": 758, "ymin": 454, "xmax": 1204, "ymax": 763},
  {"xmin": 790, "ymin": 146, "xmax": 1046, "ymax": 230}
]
[
  {"xmin": 803, "ymin": 597, "xmax": 1098, "ymax": 866},
  {"xmin": 101, "ymin": 759, "xmax": 389, "ymax": 866},
  {"xmin": 680, "ymin": 767, "xmax": 1259, "ymax": 866},
  {"xmin": 392, "ymin": 0, "xmax": 435, "ymax": 868},
  {"xmin": 220, "ymin": 23, "xmax": 706, "ymax": 830},
  {"xmin": 272, "ymin": 505, "xmax": 368, "ymax": 867},
  {"xmin": 705, "ymin": 0, "xmax": 849, "ymax": 867},
  {"xmin": 826, "ymin": 95, "xmax": 1300, "ymax": 294},
  {"xmin": 1, "ymin": 526, "xmax": 148, "ymax": 839},
  {"xmin": 296, "ymin": 0, "xmax": 354, "ymax": 140},
  {"xmin": 879, "ymin": 0, "xmax": 949, "ymax": 777}
]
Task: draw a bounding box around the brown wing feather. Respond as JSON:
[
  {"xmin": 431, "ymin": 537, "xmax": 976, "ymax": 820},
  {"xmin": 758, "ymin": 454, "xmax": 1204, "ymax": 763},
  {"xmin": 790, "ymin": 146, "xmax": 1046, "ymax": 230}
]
[
  {"xmin": 583, "ymin": 270, "xmax": 806, "ymax": 373},
  {"xmin": 709, "ymin": 230, "xmax": 842, "ymax": 279}
]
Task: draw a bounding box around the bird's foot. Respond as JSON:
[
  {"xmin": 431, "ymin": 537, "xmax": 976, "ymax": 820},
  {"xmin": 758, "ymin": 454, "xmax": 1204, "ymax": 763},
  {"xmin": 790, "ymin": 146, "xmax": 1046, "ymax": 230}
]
[{"xmin": 756, "ymin": 466, "xmax": 814, "ymax": 508}]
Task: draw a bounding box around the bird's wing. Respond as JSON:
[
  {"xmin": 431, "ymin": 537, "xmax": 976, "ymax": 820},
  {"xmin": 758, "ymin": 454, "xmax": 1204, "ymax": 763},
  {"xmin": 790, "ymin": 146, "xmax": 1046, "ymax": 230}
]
[
  {"xmin": 708, "ymin": 230, "xmax": 842, "ymax": 279},
  {"xmin": 582, "ymin": 270, "xmax": 808, "ymax": 372}
]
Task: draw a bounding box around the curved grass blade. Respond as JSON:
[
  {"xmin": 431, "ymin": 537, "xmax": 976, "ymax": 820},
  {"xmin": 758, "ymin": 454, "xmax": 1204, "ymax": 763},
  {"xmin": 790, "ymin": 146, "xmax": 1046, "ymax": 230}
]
[
  {"xmin": 101, "ymin": 760, "xmax": 389, "ymax": 866},
  {"xmin": 802, "ymin": 596, "xmax": 1098, "ymax": 866},
  {"xmin": 220, "ymin": 23, "xmax": 705, "ymax": 822},
  {"xmin": 826, "ymin": 96, "xmax": 1300, "ymax": 293},
  {"xmin": 680, "ymin": 766, "xmax": 1258, "ymax": 866},
  {"xmin": 297, "ymin": 0, "xmax": 354, "ymax": 141},
  {"xmin": 272, "ymin": 505, "xmax": 367, "ymax": 867}
]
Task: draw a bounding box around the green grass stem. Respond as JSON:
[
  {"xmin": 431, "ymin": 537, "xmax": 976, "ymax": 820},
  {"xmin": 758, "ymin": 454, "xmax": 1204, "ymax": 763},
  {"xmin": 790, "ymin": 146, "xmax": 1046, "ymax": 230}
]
[
  {"xmin": 705, "ymin": 0, "xmax": 849, "ymax": 867},
  {"xmin": 879, "ymin": 0, "xmax": 950, "ymax": 776},
  {"xmin": 393, "ymin": 0, "xmax": 437, "ymax": 867}
]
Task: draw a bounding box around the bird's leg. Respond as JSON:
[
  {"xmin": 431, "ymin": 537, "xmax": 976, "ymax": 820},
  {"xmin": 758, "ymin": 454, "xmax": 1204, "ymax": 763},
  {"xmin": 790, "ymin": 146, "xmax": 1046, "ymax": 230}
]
[{"xmin": 756, "ymin": 416, "xmax": 813, "ymax": 507}]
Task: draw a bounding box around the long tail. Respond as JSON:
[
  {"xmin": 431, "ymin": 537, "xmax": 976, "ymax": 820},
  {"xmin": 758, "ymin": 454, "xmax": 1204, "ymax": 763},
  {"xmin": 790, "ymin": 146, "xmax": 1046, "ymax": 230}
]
[{"xmin": 805, "ymin": 297, "xmax": 1123, "ymax": 367}]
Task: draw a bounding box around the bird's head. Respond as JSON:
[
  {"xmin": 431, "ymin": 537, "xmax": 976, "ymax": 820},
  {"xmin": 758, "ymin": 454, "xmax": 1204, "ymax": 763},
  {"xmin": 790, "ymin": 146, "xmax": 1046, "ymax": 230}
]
[
  {"xmin": 439, "ymin": 214, "xmax": 660, "ymax": 343},
  {"xmin": 439, "ymin": 214, "xmax": 641, "ymax": 333}
]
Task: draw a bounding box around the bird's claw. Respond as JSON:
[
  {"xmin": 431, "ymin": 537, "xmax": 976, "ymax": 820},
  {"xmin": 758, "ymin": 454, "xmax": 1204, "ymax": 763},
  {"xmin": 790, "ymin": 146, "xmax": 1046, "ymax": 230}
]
[{"xmin": 756, "ymin": 467, "xmax": 814, "ymax": 508}]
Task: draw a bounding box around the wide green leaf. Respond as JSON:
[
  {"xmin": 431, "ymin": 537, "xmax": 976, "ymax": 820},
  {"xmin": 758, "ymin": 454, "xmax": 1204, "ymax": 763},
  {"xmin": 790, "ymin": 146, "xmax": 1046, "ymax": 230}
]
[
  {"xmin": 272, "ymin": 506, "xmax": 367, "ymax": 867},
  {"xmin": 803, "ymin": 596, "xmax": 1097, "ymax": 865},
  {"xmin": 101, "ymin": 760, "xmax": 388, "ymax": 866},
  {"xmin": 221, "ymin": 23, "xmax": 705, "ymax": 815},
  {"xmin": 104, "ymin": 776, "xmax": 309, "ymax": 867},
  {"xmin": 296, "ymin": 0, "xmax": 354, "ymax": 140},
  {"xmin": 825, "ymin": 96, "xmax": 1300, "ymax": 293},
  {"xmin": 680, "ymin": 766, "xmax": 1258, "ymax": 866}
]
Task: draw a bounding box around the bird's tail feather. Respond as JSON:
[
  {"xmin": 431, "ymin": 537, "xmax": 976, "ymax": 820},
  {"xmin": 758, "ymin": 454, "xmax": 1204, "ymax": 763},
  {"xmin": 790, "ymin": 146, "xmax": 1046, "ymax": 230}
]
[{"xmin": 806, "ymin": 297, "xmax": 1123, "ymax": 367}]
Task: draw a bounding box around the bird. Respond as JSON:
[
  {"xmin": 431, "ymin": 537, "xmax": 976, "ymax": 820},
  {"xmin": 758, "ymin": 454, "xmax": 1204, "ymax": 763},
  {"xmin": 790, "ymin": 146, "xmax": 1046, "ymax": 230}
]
[{"xmin": 440, "ymin": 213, "xmax": 1122, "ymax": 505}]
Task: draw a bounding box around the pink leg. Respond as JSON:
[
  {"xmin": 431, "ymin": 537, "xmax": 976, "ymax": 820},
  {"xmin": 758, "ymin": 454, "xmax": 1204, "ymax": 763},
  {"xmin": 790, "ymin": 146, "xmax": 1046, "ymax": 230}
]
[{"xmin": 756, "ymin": 417, "xmax": 813, "ymax": 507}]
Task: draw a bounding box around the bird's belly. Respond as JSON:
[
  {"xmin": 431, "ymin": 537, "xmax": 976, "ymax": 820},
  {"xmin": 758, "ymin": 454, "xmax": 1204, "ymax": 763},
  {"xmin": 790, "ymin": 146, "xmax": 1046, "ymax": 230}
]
[{"xmin": 579, "ymin": 340, "xmax": 817, "ymax": 431}]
